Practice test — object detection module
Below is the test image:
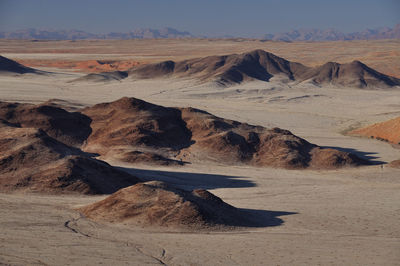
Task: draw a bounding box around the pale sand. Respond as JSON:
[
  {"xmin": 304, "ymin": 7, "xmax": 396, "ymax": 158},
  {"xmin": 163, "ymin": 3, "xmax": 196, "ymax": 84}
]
[
  {"xmin": 0, "ymin": 52, "xmax": 400, "ymax": 265},
  {"xmin": 1, "ymin": 164, "xmax": 399, "ymax": 265}
]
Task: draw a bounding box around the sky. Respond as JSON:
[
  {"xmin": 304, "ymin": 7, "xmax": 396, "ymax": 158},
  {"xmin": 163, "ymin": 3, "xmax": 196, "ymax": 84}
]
[{"xmin": 0, "ymin": 0, "xmax": 399, "ymax": 37}]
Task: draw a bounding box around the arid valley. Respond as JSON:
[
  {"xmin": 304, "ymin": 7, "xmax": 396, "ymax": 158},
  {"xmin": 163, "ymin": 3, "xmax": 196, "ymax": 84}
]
[{"xmin": 1, "ymin": 38, "xmax": 400, "ymax": 265}]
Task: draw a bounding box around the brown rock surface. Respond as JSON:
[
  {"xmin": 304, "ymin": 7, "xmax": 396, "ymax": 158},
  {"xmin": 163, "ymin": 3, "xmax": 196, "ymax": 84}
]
[
  {"xmin": 78, "ymin": 181, "xmax": 257, "ymax": 229},
  {"xmin": 0, "ymin": 97, "xmax": 369, "ymax": 169},
  {"xmin": 296, "ymin": 60, "xmax": 400, "ymax": 88},
  {"xmin": 82, "ymin": 97, "xmax": 368, "ymax": 169},
  {"xmin": 308, "ymin": 147, "xmax": 367, "ymax": 169},
  {"xmin": 388, "ymin": 159, "xmax": 400, "ymax": 168},
  {"xmin": 183, "ymin": 110, "xmax": 367, "ymax": 168},
  {"xmin": 0, "ymin": 101, "xmax": 92, "ymax": 146},
  {"xmin": 0, "ymin": 125, "xmax": 140, "ymax": 194}
]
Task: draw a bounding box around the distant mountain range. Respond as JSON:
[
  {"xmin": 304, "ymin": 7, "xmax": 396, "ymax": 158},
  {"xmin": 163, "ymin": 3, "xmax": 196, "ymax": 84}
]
[
  {"xmin": 0, "ymin": 27, "xmax": 193, "ymax": 40},
  {"xmin": 0, "ymin": 24, "xmax": 399, "ymax": 41},
  {"xmin": 263, "ymin": 24, "xmax": 400, "ymax": 42}
]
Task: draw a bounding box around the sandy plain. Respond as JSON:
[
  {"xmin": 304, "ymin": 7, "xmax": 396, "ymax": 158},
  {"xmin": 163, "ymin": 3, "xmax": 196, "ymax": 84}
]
[{"xmin": 0, "ymin": 39, "xmax": 399, "ymax": 265}]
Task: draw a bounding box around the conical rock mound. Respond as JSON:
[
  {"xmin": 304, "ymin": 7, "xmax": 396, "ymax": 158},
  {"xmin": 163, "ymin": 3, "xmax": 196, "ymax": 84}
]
[{"xmin": 79, "ymin": 181, "xmax": 258, "ymax": 229}]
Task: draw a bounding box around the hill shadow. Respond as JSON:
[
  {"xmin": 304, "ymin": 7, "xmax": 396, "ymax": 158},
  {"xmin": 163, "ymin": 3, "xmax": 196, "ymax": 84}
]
[
  {"xmin": 116, "ymin": 166, "xmax": 256, "ymax": 190},
  {"xmin": 232, "ymin": 209, "xmax": 297, "ymax": 228},
  {"xmin": 321, "ymin": 146, "xmax": 386, "ymax": 165}
]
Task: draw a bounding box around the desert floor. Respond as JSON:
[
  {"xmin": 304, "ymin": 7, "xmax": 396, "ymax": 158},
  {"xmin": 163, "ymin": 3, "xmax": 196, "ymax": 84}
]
[{"xmin": 0, "ymin": 40, "xmax": 399, "ymax": 265}]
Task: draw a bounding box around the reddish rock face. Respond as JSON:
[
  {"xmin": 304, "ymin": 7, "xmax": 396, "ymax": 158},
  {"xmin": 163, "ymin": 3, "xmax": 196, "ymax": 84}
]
[{"xmin": 350, "ymin": 116, "xmax": 400, "ymax": 145}]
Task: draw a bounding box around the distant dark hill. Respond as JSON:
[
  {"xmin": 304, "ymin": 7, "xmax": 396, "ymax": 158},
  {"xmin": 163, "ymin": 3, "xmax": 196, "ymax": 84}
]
[
  {"xmin": 129, "ymin": 49, "xmax": 309, "ymax": 85},
  {"xmin": 0, "ymin": 55, "xmax": 40, "ymax": 74},
  {"xmin": 297, "ymin": 60, "xmax": 400, "ymax": 88},
  {"xmin": 128, "ymin": 49, "xmax": 400, "ymax": 88}
]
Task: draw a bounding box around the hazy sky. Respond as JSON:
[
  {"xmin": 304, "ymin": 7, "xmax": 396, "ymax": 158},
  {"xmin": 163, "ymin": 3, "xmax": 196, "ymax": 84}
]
[{"xmin": 0, "ymin": 0, "xmax": 399, "ymax": 37}]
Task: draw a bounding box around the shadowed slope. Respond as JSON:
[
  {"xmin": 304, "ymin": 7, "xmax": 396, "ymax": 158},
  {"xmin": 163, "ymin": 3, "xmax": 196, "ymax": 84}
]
[
  {"xmin": 82, "ymin": 97, "xmax": 368, "ymax": 169},
  {"xmin": 0, "ymin": 55, "xmax": 40, "ymax": 74},
  {"xmin": 0, "ymin": 101, "xmax": 92, "ymax": 146},
  {"xmin": 71, "ymin": 71, "xmax": 128, "ymax": 82}
]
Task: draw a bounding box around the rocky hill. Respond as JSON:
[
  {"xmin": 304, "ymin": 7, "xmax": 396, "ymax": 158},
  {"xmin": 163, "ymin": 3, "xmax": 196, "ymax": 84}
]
[
  {"xmin": 128, "ymin": 50, "xmax": 400, "ymax": 88},
  {"xmin": 82, "ymin": 97, "xmax": 368, "ymax": 169},
  {"xmin": 79, "ymin": 181, "xmax": 258, "ymax": 229},
  {"xmin": 0, "ymin": 125, "xmax": 140, "ymax": 194}
]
